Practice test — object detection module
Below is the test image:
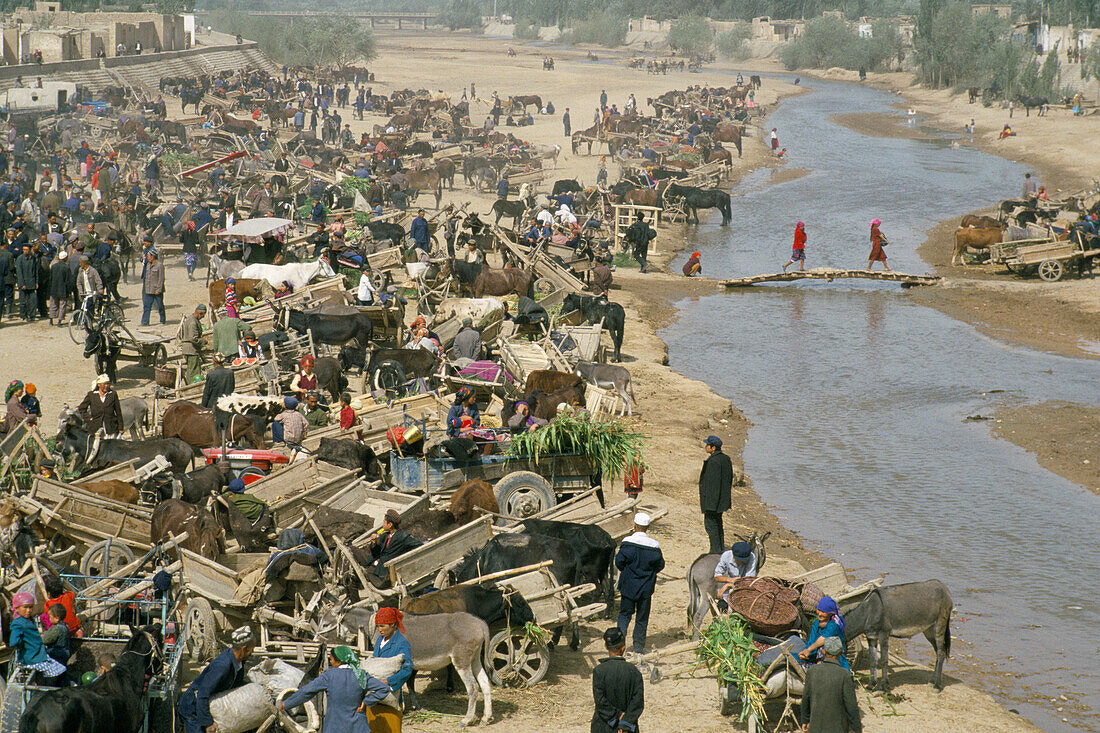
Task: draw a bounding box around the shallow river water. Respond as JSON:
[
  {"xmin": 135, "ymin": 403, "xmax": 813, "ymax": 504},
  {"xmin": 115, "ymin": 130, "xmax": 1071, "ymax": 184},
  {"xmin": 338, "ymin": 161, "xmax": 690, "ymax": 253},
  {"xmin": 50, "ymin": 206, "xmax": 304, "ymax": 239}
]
[{"xmin": 661, "ymin": 76, "xmax": 1100, "ymax": 732}]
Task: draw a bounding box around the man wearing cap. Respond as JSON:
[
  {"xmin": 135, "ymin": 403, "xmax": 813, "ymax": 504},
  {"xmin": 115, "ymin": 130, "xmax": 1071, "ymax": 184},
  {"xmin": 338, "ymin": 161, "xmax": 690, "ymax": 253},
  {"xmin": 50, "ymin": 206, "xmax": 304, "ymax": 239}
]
[
  {"xmin": 272, "ymin": 396, "xmax": 309, "ymax": 446},
  {"xmin": 212, "ymin": 313, "xmax": 247, "ymax": 359},
  {"xmin": 368, "ymin": 509, "xmax": 423, "ymax": 588},
  {"xmin": 75, "ymin": 253, "xmax": 104, "ymax": 313},
  {"xmin": 177, "ymin": 626, "xmax": 256, "ymax": 733},
  {"xmin": 410, "ymin": 209, "xmax": 430, "ymax": 254},
  {"xmin": 180, "ymin": 305, "xmax": 207, "ymax": 385},
  {"xmin": 451, "ymin": 317, "xmax": 482, "ymax": 362},
  {"xmin": 800, "ymin": 635, "xmax": 862, "ymax": 733},
  {"xmin": 625, "ymin": 212, "xmax": 656, "ymax": 274},
  {"xmin": 222, "ymin": 477, "xmax": 269, "ymax": 527},
  {"xmin": 201, "ymin": 352, "xmax": 235, "ymax": 409},
  {"xmin": 714, "ymin": 541, "xmax": 758, "ymax": 607},
  {"xmin": 48, "ymin": 250, "xmax": 72, "ymax": 326},
  {"xmin": 77, "ymin": 375, "xmax": 124, "ymax": 436},
  {"xmin": 591, "ymin": 627, "xmax": 644, "ymax": 733},
  {"xmin": 699, "ymin": 435, "xmax": 733, "ymax": 555},
  {"xmin": 614, "ymin": 513, "xmax": 664, "ymax": 655},
  {"xmin": 141, "ymin": 249, "xmax": 165, "ymax": 326}
]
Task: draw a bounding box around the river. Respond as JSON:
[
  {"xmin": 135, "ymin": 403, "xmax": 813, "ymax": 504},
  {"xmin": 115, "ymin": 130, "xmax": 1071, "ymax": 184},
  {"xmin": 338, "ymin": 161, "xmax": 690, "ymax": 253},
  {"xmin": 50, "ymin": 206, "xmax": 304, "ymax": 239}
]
[{"xmin": 661, "ymin": 76, "xmax": 1100, "ymax": 732}]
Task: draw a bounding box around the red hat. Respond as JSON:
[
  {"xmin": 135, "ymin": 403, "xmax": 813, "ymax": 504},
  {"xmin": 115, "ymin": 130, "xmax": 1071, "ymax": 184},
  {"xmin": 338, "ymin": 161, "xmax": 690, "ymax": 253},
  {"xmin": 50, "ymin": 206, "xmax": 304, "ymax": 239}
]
[{"xmin": 375, "ymin": 606, "xmax": 405, "ymax": 632}]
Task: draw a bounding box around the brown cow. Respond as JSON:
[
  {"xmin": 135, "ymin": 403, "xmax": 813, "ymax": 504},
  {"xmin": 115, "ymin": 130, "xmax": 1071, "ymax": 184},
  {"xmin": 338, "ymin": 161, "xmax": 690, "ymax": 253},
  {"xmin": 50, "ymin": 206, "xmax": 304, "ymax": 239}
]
[
  {"xmin": 436, "ymin": 158, "xmax": 457, "ymax": 190},
  {"xmin": 473, "ymin": 266, "xmax": 531, "ymax": 298},
  {"xmin": 402, "ymin": 479, "xmax": 501, "ymax": 542},
  {"xmin": 524, "ymin": 370, "xmax": 585, "ymax": 395},
  {"xmin": 162, "ymin": 401, "xmax": 265, "ymax": 450},
  {"xmin": 75, "ymin": 480, "xmax": 139, "ymax": 504},
  {"xmin": 151, "ymin": 498, "xmax": 225, "ymax": 560},
  {"xmin": 404, "ymin": 169, "xmax": 442, "ymax": 208},
  {"xmin": 960, "ymin": 214, "xmax": 1004, "ymax": 229},
  {"xmin": 952, "ymin": 227, "xmax": 1004, "ymax": 265},
  {"xmin": 624, "ymin": 188, "xmax": 661, "ymax": 207},
  {"xmin": 209, "ymin": 278, "xmax": 270, "ymax": 310}
]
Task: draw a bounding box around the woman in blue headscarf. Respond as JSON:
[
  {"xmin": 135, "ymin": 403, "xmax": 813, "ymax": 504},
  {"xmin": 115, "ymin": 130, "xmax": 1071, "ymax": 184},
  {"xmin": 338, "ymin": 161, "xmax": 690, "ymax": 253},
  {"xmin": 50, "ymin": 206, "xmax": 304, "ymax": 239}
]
[
  {"xmin": 281, "ymin": 645, "xmax": 394, "ymax": 733},
  {"xmin": 799, "ymin": 596, "xmax": 849, "ymax": 670}
]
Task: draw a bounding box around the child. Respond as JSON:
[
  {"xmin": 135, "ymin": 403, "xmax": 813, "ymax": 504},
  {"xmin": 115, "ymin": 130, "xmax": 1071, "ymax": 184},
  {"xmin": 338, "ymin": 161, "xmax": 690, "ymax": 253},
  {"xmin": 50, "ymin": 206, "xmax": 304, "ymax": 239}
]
[
  {"xmin": 19, "ymin": 383, "xmax": 41, "ymax": 418},
  {"xmin": 9, "ymin": 592, "xmax": 66, "ymax": 680},
  {"xmin": 42, "ymin": 575, "xmax": 83, "ymax": 638},
  {"xmin": 41, "ymin": 604, "xmax": 70, "ymax": 669},
  {"xmin": 338, "ymin": 392, "xmax": 359, "ymax": 431}
]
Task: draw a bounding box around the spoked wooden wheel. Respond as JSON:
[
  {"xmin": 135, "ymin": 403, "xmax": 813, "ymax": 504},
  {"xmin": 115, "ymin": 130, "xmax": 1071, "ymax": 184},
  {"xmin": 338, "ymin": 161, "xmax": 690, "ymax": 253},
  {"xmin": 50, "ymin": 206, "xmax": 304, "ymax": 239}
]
[
  {"xmin": 1038, "ymin": 259, "xmax": 1064, "ymax": 282},
  {"xmin": 183, "ymin": 597, "xmax": 218, "ymax": 663},
  {"xmin": 79, "ymin": 539, "xmax": 136, "ymax": 577},
  {"xmin": 487, "ymin": 628, "xmax": 550, "ymax": 687}
]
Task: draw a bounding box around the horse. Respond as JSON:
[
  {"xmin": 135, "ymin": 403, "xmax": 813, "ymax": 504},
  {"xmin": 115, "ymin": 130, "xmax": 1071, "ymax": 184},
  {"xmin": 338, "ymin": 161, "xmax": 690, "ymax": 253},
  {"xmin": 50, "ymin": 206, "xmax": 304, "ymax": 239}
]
[
  {"xmin": 239, "ymin": 257, "xmax": 336, "ymax": 290},
  {"xmin": 490, "ymin": 197, "xmax": 532, "ymax": 227},
  {"xmin": 436, "ymin": 159, "xmax": 457, "ymax": 189},
  {"xmin": 150, "ymin": 498, "xmax": 226, "ymax": 559},
  {"xmin": 844, "ymin": 580, "xmax": 953, "ymax": 690},
  {"xmin": 509, "ymin": 95, "xmax": 542, "ymax": 113},
  {"xmin": 473, "ymin": 266, "xmax": 533, "ymax": 299},
  {"xmin": 661, "ymin": 182, "xmax": 732, "ymax": 225},
  {"xmin": 712, "ymin": 123, "xmax": 743, "ymax": 157},
  {"xmin": 19, "ymin": 625, "xmax": 164, "ymax": 733},
  {"xmin": 162, "ymin": 400, "xmax": 265, "ymax": 450}
]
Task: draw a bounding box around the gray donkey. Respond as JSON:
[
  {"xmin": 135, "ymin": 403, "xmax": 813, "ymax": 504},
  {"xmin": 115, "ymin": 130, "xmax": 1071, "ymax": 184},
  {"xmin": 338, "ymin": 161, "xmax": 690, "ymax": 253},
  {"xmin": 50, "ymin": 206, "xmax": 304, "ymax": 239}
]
[{"xmin": 844, "ymin": 580, "xmax": 953, "ymax": 690}]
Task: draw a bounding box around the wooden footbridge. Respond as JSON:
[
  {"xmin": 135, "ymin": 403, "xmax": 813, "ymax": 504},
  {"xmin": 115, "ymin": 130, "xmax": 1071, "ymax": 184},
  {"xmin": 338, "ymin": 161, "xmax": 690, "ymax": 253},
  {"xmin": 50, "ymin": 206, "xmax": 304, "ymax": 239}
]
[{"xmin": 721, "ymin": 267, "xmax": 942, "ymax": 288}]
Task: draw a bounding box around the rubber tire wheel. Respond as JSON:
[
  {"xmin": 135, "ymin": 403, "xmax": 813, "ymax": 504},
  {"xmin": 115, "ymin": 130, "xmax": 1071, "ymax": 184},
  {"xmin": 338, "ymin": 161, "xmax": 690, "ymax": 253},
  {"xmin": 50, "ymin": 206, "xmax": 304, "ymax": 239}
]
[
  {"xmin": 1038, "ymin": 259, "xmax": 1064, "ymax": 282},
  {"xmin": 152, "ymin": 344, "xmax": 169, "ymax": 368},
  {"xmin": 494, "ymin": 471, "xmax": 556, "ymax": 518},
  {"xmin": 68, "ymin": 309, "xmax": 87, "ymax": 345},
  {"xmin": 80, "ymin": 540, "xmax": 136, "ymax": 577},
  {"xmin": 183, "ymin": 597, "xmax": 218, "ymax": 663},
  {"xmin": 372, "ymin": 359, "xmax": 406, "ymax": 392},
  {"xmin": 0, "ymin": 678, "xmax": 24, "ymax": 733},
  {"xmin": 487, "ymin": 628, "xmax": 550, "ymax": 687}
]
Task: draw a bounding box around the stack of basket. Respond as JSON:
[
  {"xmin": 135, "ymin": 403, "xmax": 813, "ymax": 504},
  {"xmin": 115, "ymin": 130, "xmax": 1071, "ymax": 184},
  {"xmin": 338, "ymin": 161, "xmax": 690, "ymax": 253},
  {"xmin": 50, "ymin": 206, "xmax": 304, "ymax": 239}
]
[{"xmin": 726, "ymin": 577, "xmax": 801, "ymax": 636}]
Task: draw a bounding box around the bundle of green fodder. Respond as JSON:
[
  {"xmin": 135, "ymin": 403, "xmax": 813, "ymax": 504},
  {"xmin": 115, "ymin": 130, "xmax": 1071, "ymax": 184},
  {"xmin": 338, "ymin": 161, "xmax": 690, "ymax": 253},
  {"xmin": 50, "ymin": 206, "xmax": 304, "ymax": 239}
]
[
  {"xmin": 507, "ymin": 412, "xmax": 644, "ymax": 479},
  {"xmin": 698, "ymin": 614, "xmax": 766, "ymax": 722}
]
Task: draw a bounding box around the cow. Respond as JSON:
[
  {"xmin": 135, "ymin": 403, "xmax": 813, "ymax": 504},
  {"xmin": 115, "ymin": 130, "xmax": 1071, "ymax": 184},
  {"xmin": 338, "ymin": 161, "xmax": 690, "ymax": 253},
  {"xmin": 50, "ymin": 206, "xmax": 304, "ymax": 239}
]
[
  {"xmin": 176, "ymin": 461, "xmax": 233, "ymax": 504},
  {"xmin": 57, "ymin": 416, "xmax": 196, "ymax": 474},
  {"xmin": 74, "ymin": 479, "xmax": 139, "ymax": 504},
  {"xmin": 573, "ymin": 361, "xmax": 635, "ymax": 416},
  {"xmin": 403, "ymin": 479, "xmax": 499, "ymax": 542},
  {"xmin": 313, "ymin": 356, "xmax": 349, "ymax": 403},
  {"xmin": 551, "ymin": 179, "xmax": 583, "ymax": 195},
  {"xmin": 399, "ymin": 583, "xmax": 536, "ymax": 628},
  {"xmin": 473, "ymin": 267, "xmax": 532, "ymax": 299},
  {"xmin": 365, "ymin": 348, "xmax": 440, "ymax": 392},
  {"xmin": 436, "ymin": 158, "xmax": 457, "ymax": 189},
  {"xmin": 563, "ymin": 293, "xmax": 625, "ymax": 362},
  {"xmin": 959, "ymin": 214, "xmax": 1003, "ymax": 229},
  {"xmin": 448, "ymin": 532, "xmax": 583, "ymax": 648},
  {"xmin": 314, "ymin": 437, "xmax": 379, "ymax": 478},
  {"xmin": 162, "ymin": 401, "xmax": 265, "ymax": 450},
  {"xmin": 524, "ymin": 369, "xmax": 585, "ymax": 395},
  {"xmin": 279, "ymin": 306, "xmax": 374, "ymax": 348},
  {"xmin": 951, "ymin": 226, "xmax": 1003, "ymax": 265},
  {"xmin": 519, "ymin": 519, "xmax": 616, "ymax": 615}
]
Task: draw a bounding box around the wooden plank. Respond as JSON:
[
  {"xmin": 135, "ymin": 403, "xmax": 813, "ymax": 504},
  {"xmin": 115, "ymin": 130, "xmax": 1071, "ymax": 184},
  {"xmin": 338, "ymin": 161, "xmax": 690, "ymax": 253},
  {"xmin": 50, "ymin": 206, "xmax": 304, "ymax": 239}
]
[
  {"xmin": 788, "ymin": 563, "xmax": 847, "ymax": 597},
  {"xmin": 722, "ymin": 268, "xmax": 942, "ymax": 288},
  {"xmin": 76, "ymin": 458, "xmax": 140, "ymax": 484},
  {"xmin": 387, "ymin": 515, "xmax": 495, "ymax": 590},
  {"xmin": 179, "ymin": 547, "xmax": 255, "ymax": 606}
]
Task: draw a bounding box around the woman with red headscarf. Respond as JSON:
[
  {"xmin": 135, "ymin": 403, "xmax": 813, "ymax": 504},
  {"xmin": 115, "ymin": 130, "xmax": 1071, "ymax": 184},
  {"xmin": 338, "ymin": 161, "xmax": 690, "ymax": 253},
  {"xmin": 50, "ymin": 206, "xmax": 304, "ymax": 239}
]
[
  {"xmin": 290, "ymin": 355, "xmax": 318, "ymax": 400},
  {"xmin": 373, "ymin": 606, "xmax": 414, "ymax": 701},
  {"xmin": 868, "ymin": 218, "xmax": 889, "ymax": 271},
  {"xmin": 783, "ymin": 222, "xmax": 807, "ymax": 272},
  {"xmin": 682, "ymin": 251, "xmax": 702, "ymax": 277}
]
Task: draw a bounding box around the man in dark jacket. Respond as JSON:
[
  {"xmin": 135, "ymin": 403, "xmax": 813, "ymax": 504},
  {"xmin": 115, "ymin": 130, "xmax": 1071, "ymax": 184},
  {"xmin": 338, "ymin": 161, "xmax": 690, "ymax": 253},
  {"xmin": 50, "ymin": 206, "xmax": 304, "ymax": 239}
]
[
  {"xmin": 48, "ymin": 251, "xmax": 73, "ymax": 326},
  {"xmin": 410, "ymin": 209, "xmax": 430, "ymax": 254},
  {"xmin": 201, "ymin": 352, "xmax": 235, "ymax": 409},
  {"xmin": 77, "ymin": 375, "xmax": 124, "ymax": 436},
  {"xmin": 624, "ymin": 212, "xmax": 656, "ymax": 273},
  {"xmin": 699, "ymin": 434, "xmax": 733, "ymax": 554},
  {"xmin": 800, "ymin": 636, "xmax": 862, "ymax": 733},
  {"xmin": 14, "ymin": 244, "xmax": 38, "ymax": 321},
  {"xmin": 368, "ymin": 509, "xmax": 423, "ymax": 588},
  {"xmin": 177, "ymin": 626, "xmax": 255, "ymax": 733},
  {"xmin": 591, "ymin": 627, "xmax": 644, "ymax": 733},
  {"xmin": 614, "ymin": 512, "xmax": 664, "ymax": 655},
  {"xmin": 0, "ymin": 243, "xmax": 13, "ymax": 320}
]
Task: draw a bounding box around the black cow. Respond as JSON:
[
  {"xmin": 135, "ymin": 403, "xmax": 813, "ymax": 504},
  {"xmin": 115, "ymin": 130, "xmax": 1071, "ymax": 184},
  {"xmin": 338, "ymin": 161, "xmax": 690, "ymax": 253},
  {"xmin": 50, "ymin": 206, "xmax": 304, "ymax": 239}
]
[
  {"xmin": 314, "ymin": 356, "xmax": 349, "ymax": 402},
  {"xmin": 58, "ymin": 418, "xmax": 196, "ymax": 474},
  {"xmin": 366, "ymin": 348, "xmax": 440, "ymax": 392},
  {"xmin": 491, "ymin": 198, "xmax": 530, "ymax": 227},
  {"xmin": 367, "ymin": 221, "xmax": 406, "ymax": 247},
  {"xmin": 562, "ymin": 292, "xmax": 625, "ymax": 362},
  {"xmin": 280, "ymin": 307, "xmax": 374, "ymax": 348},
  {"xmin": 315, "ymin": 437, "xmax": 379, "ymax": 477},
  {"xmin": 176, "ymin": 461, "xmax": 232, "ymax": 503},
  {"xmin": 452, "ymin": 260, "xmax": 482, "ymax": 292},
  {"xmin": 448, "ymin": 532, "xmax": 583, "ymax": 648},
  {"xmin": 551, "ymin": 178, "xmax": 583, "ymax": 195},
  {"xmin": 520, "ymin": 519, "xmax": 616, "ymax": 615}
]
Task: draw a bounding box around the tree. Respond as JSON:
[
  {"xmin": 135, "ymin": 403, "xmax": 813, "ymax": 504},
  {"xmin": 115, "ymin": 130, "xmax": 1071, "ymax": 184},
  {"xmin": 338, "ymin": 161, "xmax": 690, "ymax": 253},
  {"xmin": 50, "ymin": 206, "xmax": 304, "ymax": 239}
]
[
  {"xmin": 1082, "ymin": 43, "xmax": 1100, "ymax": 101},
  {"xmin": 667, "ymin": 16, "xmax": 715, "ymax": 58},
  {"xmin": 291, "ymin": 17, "xmax": 377, "ymax": 70},
  {"xmin": 1039, "ymin": 49, "xmax": 1060, "ymax": 96},
  {"xmin": 153, "ymin": 0, "xmax": 187, "ymax": 13},
  {"xmin": 715, "ymin": 22, "xmax": 752, "ymax": 60}
]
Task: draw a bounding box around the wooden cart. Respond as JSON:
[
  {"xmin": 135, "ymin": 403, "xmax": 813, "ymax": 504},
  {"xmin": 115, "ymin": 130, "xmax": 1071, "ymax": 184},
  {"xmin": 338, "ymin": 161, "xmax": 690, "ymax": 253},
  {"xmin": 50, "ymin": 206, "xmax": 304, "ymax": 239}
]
[{"xmin": 990, "ymin": 230, "xmax": 1100, "ymax": 281}]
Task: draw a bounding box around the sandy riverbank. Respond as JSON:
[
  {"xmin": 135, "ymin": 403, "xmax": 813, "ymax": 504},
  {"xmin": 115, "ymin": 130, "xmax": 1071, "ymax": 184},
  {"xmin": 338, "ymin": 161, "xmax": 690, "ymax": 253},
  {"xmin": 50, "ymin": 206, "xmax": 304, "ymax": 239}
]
[{"xmin": 0, "ymin": 33, "xmax": 1046, "ymax": 731}]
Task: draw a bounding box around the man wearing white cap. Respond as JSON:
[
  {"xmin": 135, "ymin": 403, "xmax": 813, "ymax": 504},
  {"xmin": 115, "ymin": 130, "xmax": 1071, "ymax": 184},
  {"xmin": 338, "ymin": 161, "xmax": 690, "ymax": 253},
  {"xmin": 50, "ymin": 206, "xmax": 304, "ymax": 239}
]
[{"xmin": 614, "ymin": 512, "xmax": 664, "ymax": 655}]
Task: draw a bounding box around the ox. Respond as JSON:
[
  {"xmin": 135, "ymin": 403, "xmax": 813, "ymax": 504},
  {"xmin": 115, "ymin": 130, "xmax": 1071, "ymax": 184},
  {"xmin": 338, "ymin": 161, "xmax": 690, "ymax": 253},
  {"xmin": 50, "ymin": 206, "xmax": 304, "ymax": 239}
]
[
  {"xmin": 403, "ymin": 479, "xmax": 499, "ymax": 542},
  {"xmin": 150, "ymin": 498, "xmax": 226, "ymax": 560},
  {"xmin": 473, "ymin": 267, "xmax": 532, "ymax": 299},
  {"xmin": 524, "ymin": 369, "xmax": 585, "ymax": 394},
  {"xmin": 58, "ymin": 417, "xmax": 196, "ymax": 474},
  {"xmin": 162, "ymin": 401, "xmax": 265, "ymax": 450},
  {"xmin": 951, "ymin": 226, "xmax": 1003, "ymax": 265},
  {"xmin": 280, "ymin": 306, "xmax": 374, "ymax": 348},
  {"xmin": 314, "ymin": 437, "xmax": 379, "ymax": 478},
  {"xmin": 520, "ymin": 519, "xmax": 616, "ymax": 615}
]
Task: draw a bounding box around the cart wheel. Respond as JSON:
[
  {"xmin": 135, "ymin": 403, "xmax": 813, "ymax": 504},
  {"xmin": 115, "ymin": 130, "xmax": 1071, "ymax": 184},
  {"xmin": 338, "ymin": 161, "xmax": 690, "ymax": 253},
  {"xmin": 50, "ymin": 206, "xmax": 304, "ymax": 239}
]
[
  {"xmin": 1038, "ymin": 259, "xmax": 1064, "ymax": 282},
  {"xmin": 152, "ymin": 344, "xmax": 169, "ymax": 368},
  {"xmin": 183, "ymin": 597, "xmax": 218, "ymax": 663},
  {"xmin": 494, "ymin": 471, "xmax": 556, "ymax": 518},
  {"xmin": 372, "ymin": 359, "xmax": 406, "ymax": 393},
  {"xmin": 487, "ymin": 628, "xmax": 550, "ymax": 687},
  {"xmin": 102, "ymin": 300, "xmax": 125, "ymax": 323},
  {"xmin": 533, "ymin": 278, "xmax": 555, "ymax": 297},
  {"xmin": 79, "ymin": 540, "xmax": 136, "ymax": 577}
]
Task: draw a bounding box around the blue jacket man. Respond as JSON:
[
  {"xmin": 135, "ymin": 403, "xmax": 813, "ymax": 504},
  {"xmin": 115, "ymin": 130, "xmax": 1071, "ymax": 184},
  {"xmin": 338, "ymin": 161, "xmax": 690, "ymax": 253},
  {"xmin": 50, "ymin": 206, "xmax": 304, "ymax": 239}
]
[
  {"xmin": 496, "ymin": 175, "xmax": 509, "ymax": 199},
  {"xmin": 177, "ymin": 627, "xmax": 255, "ymax": 733},
  {"xmin": 410, "ymin": 210, "xmax": 430, "ymax": 252},
  {"xmin": 615, "ymin": 513, "xmax": 664, "ymax": 654}
]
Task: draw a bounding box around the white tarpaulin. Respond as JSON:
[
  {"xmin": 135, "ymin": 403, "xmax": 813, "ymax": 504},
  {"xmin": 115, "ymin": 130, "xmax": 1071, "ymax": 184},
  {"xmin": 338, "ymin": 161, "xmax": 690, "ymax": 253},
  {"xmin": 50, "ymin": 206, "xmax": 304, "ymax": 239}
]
[{"xmin": 216, "ymin": 218, "xmax": 294, "ymax": 243}]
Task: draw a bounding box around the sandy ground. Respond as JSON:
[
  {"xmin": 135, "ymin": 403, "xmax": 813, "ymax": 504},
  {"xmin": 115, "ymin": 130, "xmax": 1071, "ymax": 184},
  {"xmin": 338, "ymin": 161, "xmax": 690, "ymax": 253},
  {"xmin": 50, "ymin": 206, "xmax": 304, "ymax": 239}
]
[{"xmin": 0, "ymin": 34, "xmax": 1051, "ymax": 732}]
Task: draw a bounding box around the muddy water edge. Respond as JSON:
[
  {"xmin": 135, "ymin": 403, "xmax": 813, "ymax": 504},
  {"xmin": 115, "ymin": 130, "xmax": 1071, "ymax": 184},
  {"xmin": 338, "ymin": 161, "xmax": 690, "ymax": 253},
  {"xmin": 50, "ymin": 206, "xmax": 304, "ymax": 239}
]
[{"xmin": 655, "ymin": 74, "xmax": 1099, "ymax": 732}]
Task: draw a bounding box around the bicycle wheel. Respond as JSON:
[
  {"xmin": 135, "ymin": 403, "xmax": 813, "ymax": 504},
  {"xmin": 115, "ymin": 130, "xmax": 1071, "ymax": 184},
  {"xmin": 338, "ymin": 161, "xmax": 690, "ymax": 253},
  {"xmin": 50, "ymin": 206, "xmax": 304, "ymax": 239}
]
[
  {"xmin": 68, "ymin": 310, "xmax": 87, "ymax": 345},
  {"xmin": 102, "ymin": 300, "xmax": 125, "ymax": 324}
]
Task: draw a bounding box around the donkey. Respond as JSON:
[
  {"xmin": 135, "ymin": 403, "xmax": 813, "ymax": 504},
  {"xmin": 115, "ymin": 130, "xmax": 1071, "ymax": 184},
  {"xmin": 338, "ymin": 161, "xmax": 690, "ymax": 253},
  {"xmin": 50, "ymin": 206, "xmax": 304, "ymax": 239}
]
[
  {"xmin": 686, "ymin": 532, "xmax": 769, "ymax": 639},
  {"xmin": 844, "ymin": 580, "xmax": 953, "ymax": 691},
  {"xmin": 320, "ymin": 606, "xmax": 493, "ymax": 726}
]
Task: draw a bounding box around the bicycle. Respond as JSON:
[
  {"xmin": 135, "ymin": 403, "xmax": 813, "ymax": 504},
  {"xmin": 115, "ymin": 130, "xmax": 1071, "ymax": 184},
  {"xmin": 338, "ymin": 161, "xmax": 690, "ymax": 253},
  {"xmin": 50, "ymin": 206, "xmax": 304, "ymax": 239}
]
[{"xmin": 68, "ymin": 294, "xmax": 124, "ymax": 344}]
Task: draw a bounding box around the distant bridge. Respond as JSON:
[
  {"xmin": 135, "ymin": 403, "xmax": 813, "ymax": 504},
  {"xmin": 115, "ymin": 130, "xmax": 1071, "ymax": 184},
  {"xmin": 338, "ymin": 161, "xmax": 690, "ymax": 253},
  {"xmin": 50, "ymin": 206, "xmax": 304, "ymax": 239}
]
[{"xmin": 203, "ymin": 10, "xmax": 437, "ymax": 30}]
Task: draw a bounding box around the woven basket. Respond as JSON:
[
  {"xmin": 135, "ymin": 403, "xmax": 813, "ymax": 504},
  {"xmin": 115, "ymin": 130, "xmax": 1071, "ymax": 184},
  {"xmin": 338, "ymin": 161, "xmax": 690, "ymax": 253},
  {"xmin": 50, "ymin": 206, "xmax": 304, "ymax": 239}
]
[
  {"xmin": 799, "ymin": 582, "xmax": 825, "ymax": 615},
  {"xmin": 728, "ymin": 587, "xmax": 800, "ymax": 636},
  {"xmin": 154, "ymin": 366, "xmax": 177, "ymax": 388}
]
